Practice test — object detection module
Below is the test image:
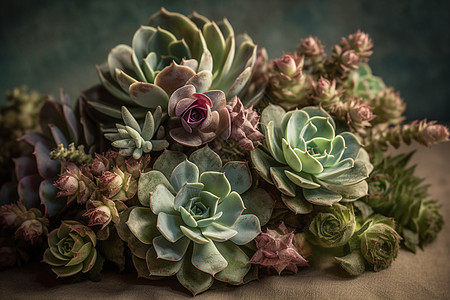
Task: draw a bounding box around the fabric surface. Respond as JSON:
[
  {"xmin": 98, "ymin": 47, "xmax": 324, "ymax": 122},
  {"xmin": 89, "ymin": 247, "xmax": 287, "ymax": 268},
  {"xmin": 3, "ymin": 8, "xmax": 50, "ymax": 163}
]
[{"xmin": 1, "ymin": 143, "xmax": 449, "ymax": 299}]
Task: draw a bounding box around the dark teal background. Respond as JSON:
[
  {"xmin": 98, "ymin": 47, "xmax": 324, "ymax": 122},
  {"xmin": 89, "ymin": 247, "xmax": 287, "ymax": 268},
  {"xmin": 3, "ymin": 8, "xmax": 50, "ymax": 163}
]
[{"xmin": 1, "ymin": 0, "xmax": 449, "ymax": 123}]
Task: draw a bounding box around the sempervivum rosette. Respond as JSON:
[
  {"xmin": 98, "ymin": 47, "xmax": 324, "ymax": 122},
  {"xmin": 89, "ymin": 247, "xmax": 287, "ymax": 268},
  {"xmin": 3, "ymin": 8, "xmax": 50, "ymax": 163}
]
[
  {"xmin": 251, "ymin": 105, "xmax": 373, "ymax": 214},
  {"xmin": 92, "ymin": 8, "xmax": 260, "ymax": 123},
  {"xmin": 43, "ymin": 221, "xmax": 98, "ymax": 277},
  {"xmin": 168, "ymin": 85, "xmax": 231, "ymax": 147},
  {"xmin": 116, "ymin": 147, "xmax": 274, "ymax": 295}
]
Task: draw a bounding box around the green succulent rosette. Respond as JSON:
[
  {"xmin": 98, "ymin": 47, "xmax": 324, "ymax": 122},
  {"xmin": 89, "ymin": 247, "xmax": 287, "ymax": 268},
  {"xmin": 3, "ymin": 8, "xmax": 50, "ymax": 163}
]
[
  {"xmin": 42, "ymin": 221, "xmax": 97, "ymax": 277},
  {"xmin": 306, "ymin": 203, "xmax": 356, "ymax": 248},
  {"xmin": 251, "ymin": 104, "xmax": 372, "ymax": 213},
  {"xmin": 336, "ymin": 215, "xmax": 401, "ymax": 275},
  {"xmin": 117, "ymin": 147, "xmax": 274, "ymax": 295},
  {"xmin": 94, "ymin": 8, "xmax": 259, "ymax": 121}
]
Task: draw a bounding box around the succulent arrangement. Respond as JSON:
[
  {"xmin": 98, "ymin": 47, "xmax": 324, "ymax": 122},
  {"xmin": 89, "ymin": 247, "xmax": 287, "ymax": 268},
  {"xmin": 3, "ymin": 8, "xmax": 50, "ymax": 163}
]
[{"xmin": 0, "ymin": 8, "xmax": 448, "ymax": 296}]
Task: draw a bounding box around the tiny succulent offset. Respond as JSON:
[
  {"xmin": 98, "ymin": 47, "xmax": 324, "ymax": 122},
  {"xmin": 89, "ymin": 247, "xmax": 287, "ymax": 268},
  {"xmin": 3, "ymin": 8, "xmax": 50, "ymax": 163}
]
[{"xmin": 0, "ymin": 7, "xmax": 448, "ymax": 297}]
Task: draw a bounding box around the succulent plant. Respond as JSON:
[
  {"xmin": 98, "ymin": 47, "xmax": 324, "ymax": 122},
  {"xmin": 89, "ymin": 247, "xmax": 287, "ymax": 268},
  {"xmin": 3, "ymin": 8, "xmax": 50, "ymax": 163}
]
[
  {"xmin": 345, "ymin": 63, "xmax": 386, "ymax": 100},
  {"xmin": 251, "ymin": 105, "xmax": 372, "ymax": 214},
  {"xmin": 97, "ymin": 166, "xmax": 137, "ymax": 201},
  {"xmin": 249, "ymin": 222, "xmax": 308, "ymax": 274},
  {"xmin": 364, "ymin": 151, "xmax": 443, "ymax": 252},
  {"xmin": 267, "ymin": 53, "xmax": 312, "ymax": 109},
  {"xmin": 13, "ymin": 207, "xmax": 49, "ymax": 244},
  {"xmin": 0, "ymin": 203, "xmax": 27, "ymax": 229},
  {"xmin": 105, "ymin": 106, "xmax": 168, "ymax": 159},
  {"xmin": 83, "ymin": 194, "xmax": 126, "ymax": 229},
  {"xmin": 168, "ymin": 85, "xmax": 231, "ymax": 147},
  {"xmin": 335, "ymin": 215, "xmax": 400, "ymax": 275},
  {"xmin": 226, "ymin": 96, "xmax": 265, "ymax": 150},
  {"xmin": 55, "ymin": 162, "xmax": 96, "ymax": 205},
  {"xmin": 43, "ymin": 220, "xmax": 98, "ymax": 277},
  {"xmin": 117, "ymin": 147, "xmax": 274, "ymax": 295},
  {"xmin": 306, "ymin": 203, "xmax": 356, "ymax": 248},
  {"xmin": 3, "ymin": 90, "xmax": 95, "ymax": 218},
  {"xmin": 93, "ymin": 8, "xmax": 260, "ymax": 122}
]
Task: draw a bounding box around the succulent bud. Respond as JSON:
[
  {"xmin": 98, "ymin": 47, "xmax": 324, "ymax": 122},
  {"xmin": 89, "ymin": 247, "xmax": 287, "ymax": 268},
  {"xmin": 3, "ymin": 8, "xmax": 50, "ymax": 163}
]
[
  {"xmin": 0, "ymin": 203, "xmax": 27, "ymax": 228},
  {"xmin": 341, "ymin": 50, "xmax": 360, "ymax": 71},
  {"xmin": 372, "ymin": 88, "xmax": 406, "ymax": 125},
  {"xmin": 249, "ymin": 222, "xmax": 308, "ymax": 274},
  {"xmin": 298, "ymin": 36, "xmax": 325, "ymax": 58},
  {"xmin": 89, "ymin": 153, "xmax": 109, "ymax": 177},
  {"xmin": 14, "ymin": 219, "xmax": 45, "ymax": 244},
  {"xmin": 83, "ymin": 196, "xmax": 125, "ymax": 229},
  {"xmin": 98, "ymin": 167, "xmax": 136, "ymax": 201},
  {"xmin": 274, "ymin": 54, "xmax": 298, "ymax": 76},
  {"xmin": 422, "ymin": 124, "xmax": 449, "ymax": 146},
  {"xmin": 311, "ymin": 77, "xmax": 342, "ymax": 107},
  {"xmin": 84, "ymin": 205, "xmax": 112, "ymax": 227},
  {"xmin": 226, "ymin": 97, "xmax": 265, "ymax": 150},
  {"xmin": 55, "ymin": 163, "xmax": 96, "ymax": 204},
  {"xmin": 342, "ymin": 30, "xmax": 373, "ymax": 61}
]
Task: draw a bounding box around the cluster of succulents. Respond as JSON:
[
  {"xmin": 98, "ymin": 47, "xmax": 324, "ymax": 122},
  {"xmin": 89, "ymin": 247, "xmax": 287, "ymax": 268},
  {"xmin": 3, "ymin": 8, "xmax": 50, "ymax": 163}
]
[{"xmin": 0, "ymin": 7, "xmax": 448, "ymax": 296}]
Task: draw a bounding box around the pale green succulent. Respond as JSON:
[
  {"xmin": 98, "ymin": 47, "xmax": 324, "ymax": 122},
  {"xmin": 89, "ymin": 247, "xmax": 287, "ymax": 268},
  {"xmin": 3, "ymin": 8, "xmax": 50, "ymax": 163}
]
[
  {"xmin": 42, "ymin": 221, "xmax": 97, "ymax": 277},
  {"xmin": 117, "ymin": 147, "xmax": 274, "ymax": 295},
  {"xmin": 306, "ymin": 204, "xmax": 356, "ymax": 248},
  {"xmin": 104, "ymin": 106, "xmax": 168, "ymax": 159},
  {"xmin": 94, "ymin": 8, "xmax": 260, "ymax": 121},
  {"xmin": 251, "ymin": 105, "xmax": 372, "ymax": 214}
]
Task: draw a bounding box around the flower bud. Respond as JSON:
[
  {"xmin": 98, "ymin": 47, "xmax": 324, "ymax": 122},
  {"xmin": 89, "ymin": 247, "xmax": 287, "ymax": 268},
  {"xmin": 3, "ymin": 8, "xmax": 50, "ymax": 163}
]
[
  {"xmin": 14, "ymin": 219, "xmax": 44, "ymax": 244},
  {"xmin": 298, "ymin": 36, "xmax": 324, "ymax": 57},
  {"xmin": 344, "ymin": 30, "xmax": 373, "ymax": 60},
  {"xmin": 84, "ymin": 205, "xmax": 112, "ymax": 227},
  {"xmin": 349, "ymin": 104, "xmax": 374, "ymax": 123},
  {"xmin": 274, "ymin": 54, "xmax": 298, "ymax": 76},
  {"xmin": 341, "ymin": 50, "xmax": 360, "ymax": 71},
  {"xmin": 422, "ymin": 124, "xmax": 449, "ymax": 146},
  {"xmin": 0, "ymin": 203, "xmax": 26, "ymax": 228}
]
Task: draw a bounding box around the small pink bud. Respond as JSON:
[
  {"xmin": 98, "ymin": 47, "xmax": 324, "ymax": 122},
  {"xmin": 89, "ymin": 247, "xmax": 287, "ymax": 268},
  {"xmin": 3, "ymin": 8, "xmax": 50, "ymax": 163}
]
[
  {"xmin": 83, "ymin": 205, "xmax": 112, "ymax": 227},
  {"xmin": 422, "ymin": 124, "xmax": 450, "ymax": 146},
  {"xmin": 298, "ymin": 36, "xmax": 324, "ymax": 57},
  {"xmin": 14, "ymin": 219, "xmax": 44, "ymax": 244},
  {"xmin": 275, "ymin": 54, "xmax": 298, "ymax": 76},
  {"xmin": 55, "ymin": 173, "xmax": 79, "ymax": 196},
  {"xmin": 341, "ymin": 50, "xmax": 360, "ymax": 69},
  {"xmin": 350, "ymin": 105, "xmax": 374, "ymax": 122},
  {"xmin": 0, "ymin": 203, "xmax": 26, "ymax": 228}
]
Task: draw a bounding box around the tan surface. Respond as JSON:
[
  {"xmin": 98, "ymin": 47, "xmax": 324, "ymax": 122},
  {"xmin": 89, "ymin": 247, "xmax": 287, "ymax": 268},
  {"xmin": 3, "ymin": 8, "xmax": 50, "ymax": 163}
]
[{"xmin": 1, "ymin": 143, "xmax": 449, "ymax": 299}]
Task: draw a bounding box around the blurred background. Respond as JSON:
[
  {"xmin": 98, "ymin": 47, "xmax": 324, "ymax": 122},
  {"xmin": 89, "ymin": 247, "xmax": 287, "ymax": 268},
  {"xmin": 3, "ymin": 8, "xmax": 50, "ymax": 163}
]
[{"xmin": 1, "ymin": 0, "xmax": 449, "ymax": 124}]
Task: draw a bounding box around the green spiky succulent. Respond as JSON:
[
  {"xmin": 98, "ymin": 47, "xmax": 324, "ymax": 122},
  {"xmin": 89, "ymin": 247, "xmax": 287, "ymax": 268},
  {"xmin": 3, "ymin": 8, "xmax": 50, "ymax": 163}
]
[
  {"xmin": 365, "ymin": 151, "xmax": 443, "ymax": 252},
  {"xmin": 93, "ymin": 8, "xmax": 260, "ymax": 122},
  {"xmin": 251, "ymin": 105, "xmax": 372, "ymax": 214},
  {"xmin": 306, "ymin": 203, "xmax": 356, "ymax": 248},
  {"xmin": 43, "ymin": 221, "xmax": 98, "ymax": 277},
  {"xmin": 104, "ymin": 106, "xmax": 168, "ymax": 159},
  {"xmin": 335, "ymin": 215, "xmax": 400, "ymax": 275},
  {"xmin": 117, "ymin": 147, "xmax": 274, "ymax": 295}
]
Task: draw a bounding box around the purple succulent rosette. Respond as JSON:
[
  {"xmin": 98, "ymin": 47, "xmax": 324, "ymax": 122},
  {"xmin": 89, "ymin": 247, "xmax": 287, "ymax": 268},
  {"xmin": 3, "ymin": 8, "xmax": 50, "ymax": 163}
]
[{"xmin": 168, "ymin": 85, "xmax": 231, "ymax": 147}]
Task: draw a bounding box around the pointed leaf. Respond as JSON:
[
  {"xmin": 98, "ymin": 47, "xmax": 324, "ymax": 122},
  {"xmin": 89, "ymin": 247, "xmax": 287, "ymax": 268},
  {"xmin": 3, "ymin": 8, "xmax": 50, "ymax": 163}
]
[
  {"xmin": 284, "ymin": 170, "xmax": 320, "ymax": 189},
  {"xmin": 121, "ymin": 106, "xmax": 141, "ymax": 134},
  {"xmin": 157, "ymin": 212, "xmax": 184, "ymax": 243},
  {"xmin": 40, "ymin": 179, "xmax": 65, "ymax": 217},
  {"xmin": 202, "ymin": 223, "xmax": 237, "ymax": 242},
  {"xmin": 174, "ymin": 182, "xmax": 204, "ymax": 210},
  {"xmin": 270, "ymin": 167, "xmax": 296, "ymax": 197},
  {"xmin": 149, "ymin": 184, "xmax": 176, "ymax": 215},
  {"xmin": 129, "ymin": 82, "xmax": 169, "ymax": 109},
  {"xmin": 138, "ymin": 170, "xmax": 175, "ymax": 207},
  {"xmin": 127, "ymin": 207, "xmax": 158, "ymax": 244},
  {"xmin": 180, "ymin": 226, "xmax": 209, "ymax": 244},
  {"xmin": 229, "ymin": 214, "xmax": 261, "ymax": 245},
  {"xmin": 303, "ymin": 186, "xmax": 342, "ymax": 206},
  {"xmin": 335, "ymin": 251, "xmax": 366, "ymax": 276},
  {"xmin": 222, "ymin": 161, "xmax": 252, "ymax": 194},
  {"xmin": 217, "ymin": 192, "xmax": 245, "ymax": 226},
  {"xmin": 281, "ymin": 193, "xmax": 313, "ymax": 214},
  {"xmin": 153, "ymin": 150, "xmax": 187, "ymax": 179},
  {"xmin": 189, "ymin": 147, "xmax": 222, "ymax": 174},
  {"xmin": 282, "ymin": 138, "xmax": 302, "ymax": 172},
  {"xmin": 241, "ymin": 188, "xmax": 275, "ymax": 226},
  {"xmin": 199, "ymin": 172, "xmax": 231, "ymax": 199},
  {"xmin": 192, "ymin": 241, "xmax": 228, "ymax": 275},
  {"xmin": 170, "ymin": 160, "xmax": 199, "ymax": 192},
  {"xmin": 215, "ymin": 241, "xmax": 250, "ymax": 285},
  {"xmin": 146, "ymin": 245, "xmax": 183, "ymax": 276},
  {"xmin": 153, "ymin": 235, "xmax": 190, "ymax": 261},
  {"xmin": 250, "ymin": 147, "xmax": 280, "ymax": 184}
]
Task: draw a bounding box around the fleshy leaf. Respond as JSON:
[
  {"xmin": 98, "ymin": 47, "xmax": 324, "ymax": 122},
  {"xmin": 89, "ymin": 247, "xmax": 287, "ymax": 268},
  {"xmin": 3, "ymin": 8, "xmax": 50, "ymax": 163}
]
[
  {"xmin": 157, "ymin": 212, "xmax": 184, "ymax": 243},
  {"xmin": 174, "ymin": 182, "xmax": 204, "ymax": 210},
  {"xmin": 214, "ymin": 241, "xmax": 250, "ymax": 284},
  {"xmin": 222, "ymin": 162, "xmax": 252, "ymax": 194},
  {"xmin": 284, "ymin": 170, "xmax": 320, "ymax": 189},
  {"xmin": 217, "ymin": 192, "xmax": 245, "ymax": 226},
  {"xmin": 192, "ymin": 240, "xmax": 228, "ymax": 275},
  {"xmin": 170, "ymin": 160, "xmax": 200, "ymax": 192},
  {"xmin": 149, "ymin": 184, "xmax": 175, "ymax": 215},
  {"xmin": 250, "ymin": 148, "xmax": 280, "ymax": 184},
  {"xmin": 229, "ymin": 214, "xmax": 261, "ymax": 245},
  {"xmin": 202, "ymin": 223, "xmax": 238, "ymax": 242},
  {"xmin": 127, "ymin": 207, "xmax": 159, "ymax": 244},
  {"xmin": 270, "ymin": 167, "xmax": 296, "ymax": 197},
  {"xmin": 281, "ymin": 193, "xmax": 313, "ymax": 214},
  {"xmin": 146, "ymin": 245, "xmax": 183, "ymax": 276},
  {"xmin": 189, "ymin": 147, "xmax": 222, "ymax": 173},
  {"xmin": 303, "ymin": 187, "xmax": 342, "ymax": 206},
  {"xmin": 153, "ymin": 235, "xmax": 190, "ymax": 261},
  {"xmin": 241, "ymin": 188, "xmax": 275, "ymax": 226},
  {"xmin": 199, "ymin": 172, "xmax": 231, "ymax": 199},
  {"xmin": 335, "ymin": 251, "xmax": 366, "ymax": 276},
  {"xmin": 138, "ymin": 170, "xmax": 175, "ymax": 207},
  {"xmin": 153, "ymin": 150, "xmax": 187, "ymax": 179}
]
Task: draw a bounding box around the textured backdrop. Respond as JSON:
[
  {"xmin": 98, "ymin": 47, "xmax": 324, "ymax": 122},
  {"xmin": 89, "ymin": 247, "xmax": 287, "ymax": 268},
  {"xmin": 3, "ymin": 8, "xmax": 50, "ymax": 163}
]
[{"xmin": 1, "ymin": 0, "xmax": 449, "ymax": 123}]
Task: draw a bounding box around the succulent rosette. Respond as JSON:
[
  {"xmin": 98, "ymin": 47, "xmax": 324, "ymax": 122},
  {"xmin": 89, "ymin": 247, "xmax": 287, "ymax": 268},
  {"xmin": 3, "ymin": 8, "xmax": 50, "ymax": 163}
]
[
  {"xmin": 117, "ymin": 147, "xmax": 274, "ymax": 295},
  {"xmin": 336, "ymin": 215, "xmax": 400, "ymax": 275},
  {"xmin": 43, "ymin": 221, "xmax": 97, "ymax": 277},
  {"xmin": 104, "ymin": 106, "xmax": 168, "ymax": 159},
  {"xmin": 251, "ymin": 105, "xmax": 372, "ymax": 214},
  {"xmin": 93, "ymin": 8, "xmax": 259, "ymax": 122},
  {"xmin": 306, "ymin": 203, "xmax": 356, "ymax": 248},
  {"xmin": 168, "ymin": 85, "xmax": 231, "ymax": 147}
]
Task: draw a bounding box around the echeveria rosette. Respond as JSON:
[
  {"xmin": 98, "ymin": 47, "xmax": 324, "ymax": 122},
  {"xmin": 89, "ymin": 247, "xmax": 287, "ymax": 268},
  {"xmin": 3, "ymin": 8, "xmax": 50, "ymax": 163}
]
[
  {"xmin": 251, "ymin": 105, "xmax": 372, "ymax": 214},
  {"xmin": 94, "ymin": 8, "xmax": 259, "ymax": 120},
  {"xmin": 306, "ymin": 203, "xmax": 356, "ymax": 248},
  {"xmin": 120, "ymin": 147, "xmax": 274, "ymax": 295},
  {"xmin": 105, "ymin": 106, "xmax": 168, "ymax": 159},
  {"xmin": 335, "ymin": 215, "xmax": 401, "ymax": 275},
  {"xmin": 168, "ymin": 85, "xmax": 231, "ymax": 147},
  {"xmin": 43, "ymin": 221, "xmax": 98, "ymax": 278}
]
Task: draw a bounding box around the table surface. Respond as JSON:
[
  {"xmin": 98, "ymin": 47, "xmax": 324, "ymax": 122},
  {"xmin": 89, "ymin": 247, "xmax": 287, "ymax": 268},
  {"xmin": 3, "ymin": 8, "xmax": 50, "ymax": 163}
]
[{"xmin": 1, "ymin": 143, "xmax": 449, "ymax": 300}]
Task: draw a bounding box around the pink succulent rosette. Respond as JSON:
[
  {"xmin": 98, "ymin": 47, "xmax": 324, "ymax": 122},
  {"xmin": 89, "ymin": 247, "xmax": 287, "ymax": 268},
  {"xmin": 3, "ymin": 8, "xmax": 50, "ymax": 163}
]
[
  {"xmin": 250, "ymin": 222, "xmax": 309, "ymax": 274},
  {"xmin": 168, "ymin": 85, "xmax": 231, "ymax": 147}
]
